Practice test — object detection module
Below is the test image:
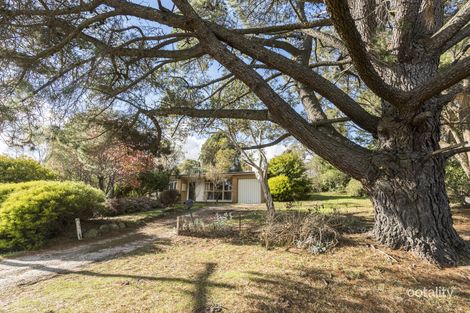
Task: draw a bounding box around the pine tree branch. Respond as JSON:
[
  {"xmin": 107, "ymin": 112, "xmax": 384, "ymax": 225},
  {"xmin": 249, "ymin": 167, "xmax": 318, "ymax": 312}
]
[
  {"xmin": 324, "ymin": 0, "xmax": 405, "ymax": 105},
  {"xmin": 428, "ymin": 2, "xmax": 470, "ymax": 53},
  {"xmin": 241, "ymin": 117, "xmax": 350, "ymax": 150},
  {"xmin": 148, "ymin": 108, "xmax": 272, "ymax": 121}
]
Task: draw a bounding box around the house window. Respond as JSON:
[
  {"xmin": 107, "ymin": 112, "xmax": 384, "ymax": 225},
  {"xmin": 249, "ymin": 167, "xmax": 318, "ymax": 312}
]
[
  {"xmin": 168, "ymin": 181, "xmax": 177, "ymax": 190},
  {"xmin": 205, "ymin": 179, "xmax": 232, "ymax": 201}
]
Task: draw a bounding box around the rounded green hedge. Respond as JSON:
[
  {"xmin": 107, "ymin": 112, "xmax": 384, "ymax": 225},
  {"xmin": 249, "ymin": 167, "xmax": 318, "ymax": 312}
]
[
  {"xmin": 0, "ymin": 155, "xmax": 56, "ymax": 183},
  {"xmin": 0, "ymin": 181, "xmax": 105, "ymax": 251},
  {"xmin": 0, "ymin": 181, "xmax": 44, "ymax": 204},
  {"xmin": 268, "ymin": 175, "xmax": 294, "ymax": 201}
]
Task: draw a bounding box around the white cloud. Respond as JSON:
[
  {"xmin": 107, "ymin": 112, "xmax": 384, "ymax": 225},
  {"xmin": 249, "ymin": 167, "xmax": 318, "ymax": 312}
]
[
  {"xmin": 0, "ymin": 139, "xmax": 8, "ymax": 154},
  {"xmin": 182, "ymin": 135, "xmax": 206, "ymax": 160}
]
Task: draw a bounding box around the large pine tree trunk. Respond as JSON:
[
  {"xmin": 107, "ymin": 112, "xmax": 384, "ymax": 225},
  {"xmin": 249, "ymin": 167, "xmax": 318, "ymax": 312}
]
[
  {"xmin": 367, "ymin": 95, "xmax": 469, "ymax": 266},
  {"xmin": 368, "ymin": 157, "xmax": 468, "ymax": 266}
]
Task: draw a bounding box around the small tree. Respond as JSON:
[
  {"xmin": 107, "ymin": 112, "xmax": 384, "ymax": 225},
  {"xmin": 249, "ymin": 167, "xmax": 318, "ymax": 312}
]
[
  {"xmin": 224, "ymin": 120, "xmax": 279, "ymax": 216},
  {"xmin": 201, "ymin": 148, "xmax": 234, "ymax": 203},
  {"xmin": 46, "ymin": 110, "xmax": 171, "ymax": 197}
]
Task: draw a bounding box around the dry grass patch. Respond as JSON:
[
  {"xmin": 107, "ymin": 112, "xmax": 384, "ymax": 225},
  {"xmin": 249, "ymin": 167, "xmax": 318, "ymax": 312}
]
[
  {"xmin": 0, "ymin": 195, "xmax": 469, "ymax": 313},
  {"xmin": 1, "ymin": 232, "xmax": 469, "ymax": 312}
]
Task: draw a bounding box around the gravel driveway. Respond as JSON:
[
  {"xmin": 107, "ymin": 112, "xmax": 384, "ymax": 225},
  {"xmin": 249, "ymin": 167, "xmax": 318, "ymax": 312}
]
[
  {"xmin": 0, "ymin": 205, "xmax": 243, "ymax": 291},
  {"xmin": 0, "ymin": 219, "xmax": 174, "ymax": 291}
]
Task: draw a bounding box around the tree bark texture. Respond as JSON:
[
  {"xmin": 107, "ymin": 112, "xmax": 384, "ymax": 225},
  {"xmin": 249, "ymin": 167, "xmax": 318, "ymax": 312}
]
[
  {"xmin": 368, "ymin": 153, "xmax": 468, "ymax": 265},
  {"xmin": 255, "ymin": 169, "xmax": 275, "ymax": 217},
  {"xmin": 366, "ymin": 68, "xmax": 468, "ymax": 266}
]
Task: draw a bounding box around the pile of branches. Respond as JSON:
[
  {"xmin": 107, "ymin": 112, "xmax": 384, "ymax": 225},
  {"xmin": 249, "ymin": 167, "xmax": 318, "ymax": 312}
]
[{"xmin": 260, "ymin": 211, "xmax": 341, "ymax": 253}]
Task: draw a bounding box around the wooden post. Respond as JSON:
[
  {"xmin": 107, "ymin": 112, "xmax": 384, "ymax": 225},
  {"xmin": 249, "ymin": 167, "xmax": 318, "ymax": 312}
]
[
  {"xmin": 75, "ymin": 218, "xmax": 82, "ymax": 240},
  {"xmin": 176, "ymin": 216, "xmax": 180, "ymax": 235},
  {"xmin": 238, "ymin": 214, "xmax": 242, "ymax": 233}
]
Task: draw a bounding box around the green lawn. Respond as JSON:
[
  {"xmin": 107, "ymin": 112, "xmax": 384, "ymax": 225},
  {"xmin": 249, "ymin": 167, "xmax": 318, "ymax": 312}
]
[{"xmin": 274, "ymin": 192, "xmax": 371, "ymax": 213}]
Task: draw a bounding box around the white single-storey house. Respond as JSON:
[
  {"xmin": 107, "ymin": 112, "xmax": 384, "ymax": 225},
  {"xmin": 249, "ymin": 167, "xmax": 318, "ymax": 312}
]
[{"xmin": 169, "ymin": 171, "xmax": 265, "ymax": 204}]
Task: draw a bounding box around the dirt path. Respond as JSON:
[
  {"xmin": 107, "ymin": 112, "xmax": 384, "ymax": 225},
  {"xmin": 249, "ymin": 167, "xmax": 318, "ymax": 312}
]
[
  {"xmin": 0, "ymin": 216, "xmax": 177, "ymax": 291},
  {"xmin": 0, "ymin": 205, "xmax": 243, "ymax": 291}
]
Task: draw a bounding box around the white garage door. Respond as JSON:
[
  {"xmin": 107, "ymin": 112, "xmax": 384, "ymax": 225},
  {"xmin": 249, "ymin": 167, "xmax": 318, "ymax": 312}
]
[{"xmin": 238, "ymin": 179, "xmax": 261, "ymax": 204}]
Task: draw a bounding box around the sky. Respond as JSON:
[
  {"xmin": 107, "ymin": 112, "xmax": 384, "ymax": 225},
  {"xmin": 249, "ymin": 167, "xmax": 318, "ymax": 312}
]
[
  {"xmin": 0, "ymin": 140, "xmax": 8, "ymax": 155},
  {"xmin": 181, "ymin": 134, "xmax": 288, "ymax": 161},
  {"xmin": 1, "ymin": 133, "xmax": 287, "ymax": 162}
]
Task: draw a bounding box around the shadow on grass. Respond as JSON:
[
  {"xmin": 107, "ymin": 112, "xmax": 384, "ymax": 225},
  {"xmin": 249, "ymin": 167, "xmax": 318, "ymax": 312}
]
[
  {"xmin": 1, "ymin": 256, "xmax": 232, "ymax": 313},
  {"xmin": 242, "ymin": 266, "xmax": 470, "ymax": 313},
  {"xmin": 243, "ymin": 269, "xmax": 390, "ymax": 313},
  {"xmin": 191, "ymin": 262, "xmax": 222, "ymax": 313}
]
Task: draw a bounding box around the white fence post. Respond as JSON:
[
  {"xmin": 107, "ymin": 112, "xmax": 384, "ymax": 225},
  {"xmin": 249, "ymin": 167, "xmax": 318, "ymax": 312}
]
[{"xmin": 75, "ymin": 218, "xmax": 83, "ymax": 240}]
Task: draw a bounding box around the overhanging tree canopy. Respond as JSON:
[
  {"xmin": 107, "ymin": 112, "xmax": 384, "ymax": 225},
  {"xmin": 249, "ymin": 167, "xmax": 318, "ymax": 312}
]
[{"xmin": 1, "ymin": 0, "xmax": 469, "ymax": 266}]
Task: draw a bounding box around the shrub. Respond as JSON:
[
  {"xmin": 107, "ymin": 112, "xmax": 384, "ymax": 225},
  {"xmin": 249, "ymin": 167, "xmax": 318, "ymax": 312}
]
[
  {"xmin": 0, "ymin": 181, "xmax": 44, "ymax": 205},
  {"xmin": 346, "ymin": 179, "xmax": 366, "ymax": 197},
  {"xmin": 178, "ymin": 214, "xmax": 236, "ymax": 238},
  {"xmin": 317, "ymin": 169, "xmax": 350, "ymax": 192},
  {"xmin": 268, "ymin": 150, "xmax": 311, "ymax": 199},
  {"xmin": 160, "ymin": 189, "xmax": 181, "ymax": 206},
  {"xmin": 268, "ymin": 150, "xmax": 306, "ymax": 179},
  {"xmin": 0, "ymin": 155, "xmax": 56, "ymax": 183},
  {"xmin": 0, "ymin": 181, "xmax": 105, "ymax": 250},
  {"xmin": 103, "ymin": 197, "xmax": 163, "ymax": 216},
  {"xmin": 445, "ymin": 159, "xmax": 470, "ymax": 204},
  {"xmin": 291, "ymin": 177, "xmax": 311, "ymax": 199},
  {"xmin": 308, "ymin": 156, "xmax": 350, "ymax": 192},
  {"xmin": 268, "ymin": 175, "xmax": 294, "ymax": 201},
  {"xmin": 137, "ymin": 170, "xmax": 170, "ymax": 195}
]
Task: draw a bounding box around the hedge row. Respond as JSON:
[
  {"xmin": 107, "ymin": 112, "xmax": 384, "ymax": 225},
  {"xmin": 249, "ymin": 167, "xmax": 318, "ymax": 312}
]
[
  {"xmin": 0, "ymin": 181, "xmax": 105, "ymax": 251},
  {"xmin": 0, "ymin": 155, "xmax": 56, "ymax": 183},
  {"xmin": 104, "ymin": 196, "xmax": 163, "ymax": 216}
]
